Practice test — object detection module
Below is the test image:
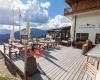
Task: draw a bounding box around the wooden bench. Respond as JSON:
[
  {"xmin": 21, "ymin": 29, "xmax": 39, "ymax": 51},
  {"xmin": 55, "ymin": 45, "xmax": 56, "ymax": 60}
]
[
  {"xmin": 74, "ymin": 41, "xmax": 86, "ymax": 48},
  {"xmin": 85, "ymin": 62, "xmax": 100, "ymax": 80},
  {"xmin": 61, "ymin": 40, "xmax": 71, "ymax": 46}
]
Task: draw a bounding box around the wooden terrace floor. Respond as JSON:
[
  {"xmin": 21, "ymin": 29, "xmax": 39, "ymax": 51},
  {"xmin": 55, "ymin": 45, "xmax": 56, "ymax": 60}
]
[{"xmin": 0, "ymin": 45, "xmax": 99, "ymax": 80}]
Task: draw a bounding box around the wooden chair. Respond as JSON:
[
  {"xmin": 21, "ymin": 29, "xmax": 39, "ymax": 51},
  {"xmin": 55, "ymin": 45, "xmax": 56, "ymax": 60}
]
[
  {"xmin": 4, "ymin": 44, "xmax": 18, "ymax": 58},
  {"xmin": 85, "ymin": 62, "xmax": 100, "ymax": 80},
  {"xmin": 82, "ymin": 40, "xmax": 93, "ymax": 55},
  {"xmin": 9, "ymin": 45, "xmax": 19, "ymax": 58}
]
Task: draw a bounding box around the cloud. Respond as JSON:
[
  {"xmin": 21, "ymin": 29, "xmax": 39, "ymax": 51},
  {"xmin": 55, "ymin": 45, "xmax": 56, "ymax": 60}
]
[
  {"xmin": 0, "ymin": 15, "xmax": 72, "ymax": 31},
  {"xmin": 24, "ymin": 0, "xmax": 50, "ymax": 23},
  {"xmin": 41, "ymin": 2, "xmax": 50, "ymax": 9},
  {"xmin": 34, "ymin": 15, "xmax": 72, "ymax": 30},
  {"xmin": 0, "ymin": 0, "xmax": 71, "ymax": 31},
  {"xmin": 45, "ymin": 15, "xmax": 72, "ymax": 30},
  {"xmin": 0, "ymin": 0, "xmax": 50, "ymax": 25},
  {"xmin": 0, "ymin": 0, "xmax": 26, "ymax": 25},
  {"xmin": 0, "ymin": 24, "xmax": 24, "ymax": 32}
]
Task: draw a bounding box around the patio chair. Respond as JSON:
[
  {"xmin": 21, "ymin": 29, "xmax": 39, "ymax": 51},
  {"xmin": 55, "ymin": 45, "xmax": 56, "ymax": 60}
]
[
  {"xmin": 9, "ymin": 46, "xmax": 19, "ymax": 58},
  {"xmin": 82, "ymin": 40, "xmax": 93, "ymax": 55},
  {"xmin": 85, "ymin": 62, "xmax": 100, "ymax": 80}
]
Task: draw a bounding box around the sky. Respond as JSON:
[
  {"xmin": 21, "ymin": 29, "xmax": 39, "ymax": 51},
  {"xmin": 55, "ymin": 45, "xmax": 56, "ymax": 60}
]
[
  {"xmin": 21, "ymin": 0, "xmax": 68, "ymax": 18},
  {"xmin": 0, "ymin": 0, "xmax": 72, "ymax": 30}
]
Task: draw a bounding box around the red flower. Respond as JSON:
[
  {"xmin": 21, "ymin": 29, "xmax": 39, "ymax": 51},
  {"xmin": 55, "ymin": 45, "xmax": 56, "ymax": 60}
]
[{"xmin": 31, "ymin": 48, "xmax": 44, "ymax": 58}]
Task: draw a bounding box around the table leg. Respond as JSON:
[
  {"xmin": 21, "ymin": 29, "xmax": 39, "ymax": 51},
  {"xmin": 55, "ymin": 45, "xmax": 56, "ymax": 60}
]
[
  {"xmin": 19, "ymin": 48, "xmax": 22, "ymax": 56},
  {"xmin": 97, "ymin": 61, "xmax": 99, "ymax": 70}
]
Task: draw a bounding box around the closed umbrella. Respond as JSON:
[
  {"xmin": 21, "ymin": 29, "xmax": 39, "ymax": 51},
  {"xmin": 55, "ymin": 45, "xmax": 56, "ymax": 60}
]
[{"xmin": 10, "ymin": 30, "xmax": 15, "ymax": 42}]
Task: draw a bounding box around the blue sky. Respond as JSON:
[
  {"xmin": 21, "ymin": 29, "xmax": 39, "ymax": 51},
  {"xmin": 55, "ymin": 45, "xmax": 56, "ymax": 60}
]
[{"xmin": 48, "ymin": 0, "xmax": 67, "ymax": 18}]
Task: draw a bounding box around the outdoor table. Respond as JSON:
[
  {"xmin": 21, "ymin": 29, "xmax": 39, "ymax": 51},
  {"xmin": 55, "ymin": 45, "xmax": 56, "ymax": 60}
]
[
  {"xmin": 37, "ymin": 43, "xmax": 44, "ymax": 48},
  {"xmin": 50, "ymin": 40, "xmax": 57, "ymax": 47},
  {"xmin": 28, "ymin": 42, "xmax": 33, "ymax": 45},
  {"xmin": 40, "ymin": 40, "xmax": 55, "ymax": 45},
  {"xmin": 12, "ymin": 43, "xmax": 24, "ymax": 48},
  {"xmin": 33, "ymin": 42, "xmax": 44, "ymax": 49},
  {"xmin": 12, "ymin": 43, "xmax": 25, "ymax": 55},
  {"xmin": 87, "ymin": 44, "xmax": 100, "ymax": 70}
]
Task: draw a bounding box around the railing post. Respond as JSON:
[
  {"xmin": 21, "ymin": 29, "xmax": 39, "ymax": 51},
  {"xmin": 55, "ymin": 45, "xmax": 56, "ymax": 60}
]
[
  {"xmin": 9, "ymin": 45, "xmax": 11, "ymax": 58},
  {"xmin": 4, "ymin": 43, "xmax": 5, "ymax": 53}
]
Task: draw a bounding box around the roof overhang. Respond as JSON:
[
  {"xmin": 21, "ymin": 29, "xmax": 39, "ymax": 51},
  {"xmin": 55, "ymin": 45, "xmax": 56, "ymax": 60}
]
[{"xmin": 65, "ymin": 7, "xmax": 100, "ymax": 16}]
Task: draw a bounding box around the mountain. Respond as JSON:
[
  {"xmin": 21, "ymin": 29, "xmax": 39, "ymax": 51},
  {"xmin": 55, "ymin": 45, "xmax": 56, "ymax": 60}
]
[
  {"xmin": 0, "ymin": 29, "xmax": 10, "ymax": 44},
  {"xmin": 14, "ymin": 28, "xmax": 47, "ymax": 39},
  {"xmin": 0, "ymin": 34, "xmax": 10, "ymax": 44},
  {"xmin": 30, "ymin": 28, "xmax": 47, "ymax": 38},
  {"xmin": 0, "ymin": 28, "xmax": 47, "ymax": 44},
  {"xmin": 0, "ymin": 29, "xmax": 10, "ymax": 34}
]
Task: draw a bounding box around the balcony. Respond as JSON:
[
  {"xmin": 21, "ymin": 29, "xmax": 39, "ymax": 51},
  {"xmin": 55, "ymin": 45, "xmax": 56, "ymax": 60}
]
[{"xmin": 64, "ymin": 0, "xmax": 100, "ymax": 15}]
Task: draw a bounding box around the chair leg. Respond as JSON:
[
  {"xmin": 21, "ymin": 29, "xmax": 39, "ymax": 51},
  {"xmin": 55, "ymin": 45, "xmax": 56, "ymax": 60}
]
[
  {"xmin": 9, "ymin": 52, "xmax": 11, "ymax": 58},
  {"xmin": 15, "ymin": 52, "xmax": 18, "ymax": 58}
]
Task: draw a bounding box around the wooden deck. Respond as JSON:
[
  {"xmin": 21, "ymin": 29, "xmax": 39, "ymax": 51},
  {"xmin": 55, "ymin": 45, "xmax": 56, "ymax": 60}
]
[{"xmin": 0, "ymin": 45, "xmax": 99, "ymax": 80}]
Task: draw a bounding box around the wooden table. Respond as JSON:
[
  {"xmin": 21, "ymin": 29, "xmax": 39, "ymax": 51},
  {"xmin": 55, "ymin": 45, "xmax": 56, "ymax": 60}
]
[
  {"xmin": 40, "ymin": 40, "xmax": 56, "ymax": 48},
  {"xmin": 12, "ymin": 43, "xmax": 25, "ymax": 55},
  {"xmin": 87, "ymin": 44, "xmax": 100, "ymax": 70},
  {"xmin": 12, "ymin": 43, "xmax": 24, "ymax": 48}
]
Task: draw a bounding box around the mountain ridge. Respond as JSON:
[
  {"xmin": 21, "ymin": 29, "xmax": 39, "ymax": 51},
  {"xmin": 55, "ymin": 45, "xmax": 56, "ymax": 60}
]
[{"xmin": 0, "ymin": 28, "xmax": 47, "ymax": 44}]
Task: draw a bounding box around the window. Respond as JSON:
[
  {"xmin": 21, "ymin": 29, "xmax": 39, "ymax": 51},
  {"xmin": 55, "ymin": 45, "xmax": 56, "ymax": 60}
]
[
  {"xmin": 95, "ymin": 34, "xmax": 100, "ymax": 44},
  {"xmin": 76, "ymin": 33, "xmax": 89, "ymax": 41}
]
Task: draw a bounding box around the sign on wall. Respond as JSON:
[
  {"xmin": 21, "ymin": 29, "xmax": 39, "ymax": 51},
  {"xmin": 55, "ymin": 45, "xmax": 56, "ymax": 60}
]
[{"xmin": 79, "ymin": 24, "xmax": 96, "ymax": 29}]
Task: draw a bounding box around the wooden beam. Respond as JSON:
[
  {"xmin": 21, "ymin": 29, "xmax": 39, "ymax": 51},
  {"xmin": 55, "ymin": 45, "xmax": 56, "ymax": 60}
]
[{"xmin": 97, "ymin": 0, "xmax": 100, "ymax": 7}]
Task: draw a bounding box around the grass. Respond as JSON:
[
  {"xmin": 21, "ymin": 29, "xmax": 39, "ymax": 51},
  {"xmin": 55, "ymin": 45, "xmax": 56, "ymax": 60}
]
[
  {"xmin": 0, "ymin": 75, "xmax": 7, "ymax": 80},
  {"xmin": 0, "ymin": 75, "xmax": 18, "ymax": 80}
]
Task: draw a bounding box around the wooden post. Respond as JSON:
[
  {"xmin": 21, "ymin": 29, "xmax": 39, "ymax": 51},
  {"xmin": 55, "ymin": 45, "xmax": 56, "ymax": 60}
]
[
  {"xmin": 9, "ymin": 45, "xmax": 11, "ymax": 58},
  {"xmin": 24, "ymin": 45, "xmax": 38, "ymax": 80},
  {"xmin": 24, "ymin": 45, "xmax": 28, "ymax": 80}
]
